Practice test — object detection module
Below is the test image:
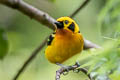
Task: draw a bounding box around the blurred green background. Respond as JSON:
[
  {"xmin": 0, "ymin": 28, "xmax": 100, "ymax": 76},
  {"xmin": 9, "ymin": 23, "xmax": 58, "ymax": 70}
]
[{"xmin": 0, "ymin": 0, "xmax": 119, "ymax": 80}]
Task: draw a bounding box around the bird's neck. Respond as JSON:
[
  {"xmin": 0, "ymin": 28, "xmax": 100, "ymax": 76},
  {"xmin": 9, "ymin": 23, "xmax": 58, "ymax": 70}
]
[
  {"xmin": 56, "ymin": 29, "xmax": 72, "ymax": 35},
  {"xmin": 55, "ymin": 29, "xmax": 75, "ymax": 39}
]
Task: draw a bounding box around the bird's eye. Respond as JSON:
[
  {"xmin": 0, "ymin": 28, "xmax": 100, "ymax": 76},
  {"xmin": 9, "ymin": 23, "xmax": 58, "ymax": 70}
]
[{"xmin": 64, "ymin": 20, "xmax": 69, "ymax": 24}]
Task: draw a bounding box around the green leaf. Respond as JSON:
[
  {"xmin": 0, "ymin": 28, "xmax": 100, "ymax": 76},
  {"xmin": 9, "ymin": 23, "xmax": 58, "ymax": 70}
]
[
  {"xmin": 98, "ymin": 0, "xmax": 120, "ymax": 39},
  {"xmin": 0, "ymin": 27, "xmax": 8, "ymax": 59}
]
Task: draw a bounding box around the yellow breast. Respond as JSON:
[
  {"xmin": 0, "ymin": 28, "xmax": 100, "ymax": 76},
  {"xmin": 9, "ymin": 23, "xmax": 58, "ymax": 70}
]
[{"xmin": 45, "ymin": 29, "xmax": 84, "ymax": 64}]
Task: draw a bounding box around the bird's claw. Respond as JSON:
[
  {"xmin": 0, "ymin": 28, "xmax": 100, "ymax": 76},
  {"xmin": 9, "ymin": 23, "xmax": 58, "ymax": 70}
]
[
  {"xmin": 61, "ymin": 66, "xmax": 69, "ymax": 75},
  {"xmin": 56, "ymin": 62, "xmax": 81, "ymax": 75},
  {"xmin": 74, "ymin": 61, "xmax": 80, "ymax": 67}
]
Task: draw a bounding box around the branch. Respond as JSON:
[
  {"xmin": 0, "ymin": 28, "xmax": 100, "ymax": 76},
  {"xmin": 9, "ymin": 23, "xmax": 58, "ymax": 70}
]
[
  {"xmin": 70, "ymin": 0, "xmax": 90, "ymax": 18},
  {"xmin": 0, "ymin": 0, "xmax": 56, "ymax": 30},
  {"xmin": 84, "ymin": 39, "xmax": 102, "ymax": 50},
  {"xmin": 13, "ymin": 36, "xmax": 48, "ymax": 80},
  {"xmin": 56, "ymin": 63, "xmax": 92, "ymax": 80}
]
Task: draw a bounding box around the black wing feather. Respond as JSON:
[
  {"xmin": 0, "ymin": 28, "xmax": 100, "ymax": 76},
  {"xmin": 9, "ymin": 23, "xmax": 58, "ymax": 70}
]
[{"xmin": 47, "ymin": 33, "xmax": 55, "ymax": 45}]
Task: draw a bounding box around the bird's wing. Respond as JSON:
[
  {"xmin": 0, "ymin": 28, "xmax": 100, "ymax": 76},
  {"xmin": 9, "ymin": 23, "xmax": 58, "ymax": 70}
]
[{"xmin": 47, "ymin": 32, "xmax": 55, "ymax": 45}]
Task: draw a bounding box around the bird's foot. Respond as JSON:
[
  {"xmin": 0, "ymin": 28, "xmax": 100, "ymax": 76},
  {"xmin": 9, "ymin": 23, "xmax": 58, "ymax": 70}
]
[
  {"xmin": 56, "ymin": 62, "xmax": 80, "ymax": 75},
  {"xmin": 56, "ymin": 63, "xmax": 70, "ymax": 75},
  {"xmin": 72, "ymin": 62, "xmax": 81, "ymax": 73},
  {"xmin": 56, "ymin": 62, "xmax": 81, "ymax": 80}
]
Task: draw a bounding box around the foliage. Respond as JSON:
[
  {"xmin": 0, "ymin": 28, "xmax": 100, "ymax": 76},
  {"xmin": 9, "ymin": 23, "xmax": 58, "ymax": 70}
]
[
  {"xmin": 78, "ymin": 0, "xmax": 120, "ymax": 80},
  {"xmin": 0, "ymin": 27, "xmax": 8, "ymax": 59},
  {"xmin": 98, "ymin": 0, "xmax": 120, "ymax": 38},
  {"xmin": 83, "ymin": 41, "xmax": 120, "ymax": 80}
]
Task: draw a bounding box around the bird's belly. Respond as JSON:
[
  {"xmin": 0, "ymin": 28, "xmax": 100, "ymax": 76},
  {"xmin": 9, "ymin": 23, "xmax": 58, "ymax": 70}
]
[{"xmin": 45, "ymin": 36, "xmax": 83, "ymax": 64}]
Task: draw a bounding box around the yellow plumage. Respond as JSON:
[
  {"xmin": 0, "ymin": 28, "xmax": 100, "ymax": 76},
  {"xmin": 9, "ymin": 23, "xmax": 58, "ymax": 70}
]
[{"xmin": 45, "ymin": 17, "xmax": 84, "ymax": 64}]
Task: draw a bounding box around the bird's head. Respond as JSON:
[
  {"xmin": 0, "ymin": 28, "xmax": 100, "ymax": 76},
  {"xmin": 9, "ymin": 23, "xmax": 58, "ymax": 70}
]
[{"xmin": 54, "ymin": 17, "xmax": 80, "ymax": 33}]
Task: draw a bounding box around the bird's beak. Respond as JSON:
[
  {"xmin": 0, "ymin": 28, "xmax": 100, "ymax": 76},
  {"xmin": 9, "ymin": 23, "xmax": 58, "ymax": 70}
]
[{"xmin": 54, "ymin": 21, "xmax": 63, "ymax": 29}]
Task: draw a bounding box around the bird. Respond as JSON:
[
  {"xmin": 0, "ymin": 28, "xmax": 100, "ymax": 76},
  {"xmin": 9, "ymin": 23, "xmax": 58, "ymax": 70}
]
[{"xmin": 45, "ymin": 16, "xmax": 84, "ymax": 66}]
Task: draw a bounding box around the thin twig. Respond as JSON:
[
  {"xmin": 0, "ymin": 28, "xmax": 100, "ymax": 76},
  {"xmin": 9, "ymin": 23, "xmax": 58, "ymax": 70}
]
[
  {"xmin": 13, "ymin": 36, "xmax": 48, "ymax": 80},
  {"xmin": 78, "ymin": 68, "xmax": 91, "ymax": 80},
  {"xmin": 70, "ymin": 0, "xmax": 90, "ymax": 18},
  {"xmin": 84, "ymin": 39, "xmax": 102, "ymax": 50},
  {"xmin": 56, "ymin": 63, "xmax": 92, "ymax": 80}
]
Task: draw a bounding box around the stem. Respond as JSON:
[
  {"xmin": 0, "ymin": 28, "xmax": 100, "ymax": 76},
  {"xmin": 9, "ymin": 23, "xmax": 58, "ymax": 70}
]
[
  {"xmin": 70, "ymin": 0, "xmax": 90, "ymax": 18},
  {"xmin": 13, "ymin": 36, "xmax": 48, "ymax": 80}
]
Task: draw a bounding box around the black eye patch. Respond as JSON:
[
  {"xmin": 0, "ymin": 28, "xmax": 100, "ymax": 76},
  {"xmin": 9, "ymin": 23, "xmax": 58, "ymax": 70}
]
[
  {"xmin": 65, "ymin": 20, "xmax": 69, "ymax": 24},
  {"xmin": 68, "ymin": 22, "xmax": 75, "ymax": 32}
]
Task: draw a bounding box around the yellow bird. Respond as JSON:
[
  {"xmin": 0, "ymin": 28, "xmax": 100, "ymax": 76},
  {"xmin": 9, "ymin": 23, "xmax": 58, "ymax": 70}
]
[{"xmin": 45, "ymin": 17, "xmax": 84, "ymax": 65}]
